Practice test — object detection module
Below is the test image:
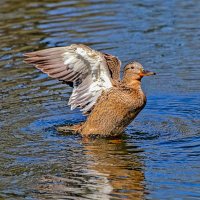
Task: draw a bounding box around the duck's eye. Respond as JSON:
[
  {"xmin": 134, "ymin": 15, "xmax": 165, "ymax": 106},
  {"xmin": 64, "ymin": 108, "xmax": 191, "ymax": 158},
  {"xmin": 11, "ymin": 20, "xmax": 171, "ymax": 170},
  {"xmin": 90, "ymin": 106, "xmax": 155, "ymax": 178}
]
[{"xmin": 131, "ymin": 66, "xmax": 134, "ymax": 69}]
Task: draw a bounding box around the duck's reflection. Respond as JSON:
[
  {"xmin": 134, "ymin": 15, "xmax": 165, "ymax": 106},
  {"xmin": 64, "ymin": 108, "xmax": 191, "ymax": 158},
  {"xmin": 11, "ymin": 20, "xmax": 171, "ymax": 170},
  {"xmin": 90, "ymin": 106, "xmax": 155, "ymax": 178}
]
[
  {"xmin": 37, "ymin": 137, "xmax": 146, "ymax": 200},
  {"xmin": 82, "ymin": 137, "xmax": 146, "ymax": 200}
]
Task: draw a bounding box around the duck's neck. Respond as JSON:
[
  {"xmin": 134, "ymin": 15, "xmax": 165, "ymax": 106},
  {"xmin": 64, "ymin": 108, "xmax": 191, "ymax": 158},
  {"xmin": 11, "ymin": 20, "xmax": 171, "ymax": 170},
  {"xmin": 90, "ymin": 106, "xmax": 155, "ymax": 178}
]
[{"xmin": 122, "ymin": 75, "xmax": 142, "ymax": 90}]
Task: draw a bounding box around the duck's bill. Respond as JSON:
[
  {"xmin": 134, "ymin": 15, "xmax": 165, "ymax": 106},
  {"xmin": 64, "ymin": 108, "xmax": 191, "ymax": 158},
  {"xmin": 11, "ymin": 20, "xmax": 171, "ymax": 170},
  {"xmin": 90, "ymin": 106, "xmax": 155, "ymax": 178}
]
[{"xmin": 140, "ymin": 70, "xmax": 156, "ymax": 76}]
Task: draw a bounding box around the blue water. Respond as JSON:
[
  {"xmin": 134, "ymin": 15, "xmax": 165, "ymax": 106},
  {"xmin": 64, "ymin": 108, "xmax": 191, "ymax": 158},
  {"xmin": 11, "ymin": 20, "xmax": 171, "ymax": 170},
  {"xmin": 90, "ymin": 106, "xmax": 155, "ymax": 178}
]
[{"xmin": 0, "ymin": 0, "xmax": 200, "ymax": 199}]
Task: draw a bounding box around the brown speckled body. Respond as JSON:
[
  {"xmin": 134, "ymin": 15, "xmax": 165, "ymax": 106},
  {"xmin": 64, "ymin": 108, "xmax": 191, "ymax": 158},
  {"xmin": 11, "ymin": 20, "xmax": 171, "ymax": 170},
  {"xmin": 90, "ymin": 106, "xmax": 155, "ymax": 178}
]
[{"xmin": 80, "ymin": 83, "xmax": 146, "ymax": 136}]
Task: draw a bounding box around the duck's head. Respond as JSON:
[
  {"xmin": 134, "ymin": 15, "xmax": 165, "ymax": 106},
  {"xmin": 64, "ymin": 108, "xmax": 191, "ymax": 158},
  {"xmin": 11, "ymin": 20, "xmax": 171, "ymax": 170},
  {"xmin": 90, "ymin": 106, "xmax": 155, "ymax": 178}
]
[{"xmin": 123, "ymin": 61, "xmax": 156, "ymax": 81}]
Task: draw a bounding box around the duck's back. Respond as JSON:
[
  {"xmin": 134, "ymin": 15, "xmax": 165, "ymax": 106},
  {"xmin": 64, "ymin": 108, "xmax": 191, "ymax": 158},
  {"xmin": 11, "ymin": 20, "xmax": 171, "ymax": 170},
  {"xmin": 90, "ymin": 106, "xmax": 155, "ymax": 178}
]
[{"xmin": 80, "ymin": 86, "xmax": 146, "ymax": 136}]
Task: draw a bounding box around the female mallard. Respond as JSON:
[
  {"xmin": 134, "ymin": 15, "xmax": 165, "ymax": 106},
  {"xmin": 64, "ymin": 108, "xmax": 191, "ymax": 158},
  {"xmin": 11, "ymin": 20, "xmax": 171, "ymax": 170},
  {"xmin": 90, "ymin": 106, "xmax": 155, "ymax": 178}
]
[{"xmin": 25, "ymin": 44, "xmax": 155, "ymax": 137}]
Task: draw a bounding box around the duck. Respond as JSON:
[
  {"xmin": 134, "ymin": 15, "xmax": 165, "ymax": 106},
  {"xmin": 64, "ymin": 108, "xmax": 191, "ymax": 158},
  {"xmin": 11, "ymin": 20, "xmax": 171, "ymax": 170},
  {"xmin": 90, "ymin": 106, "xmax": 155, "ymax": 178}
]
[{"xmin": 24, "ymin": 44, "xmax": 155, "ymax": 137}]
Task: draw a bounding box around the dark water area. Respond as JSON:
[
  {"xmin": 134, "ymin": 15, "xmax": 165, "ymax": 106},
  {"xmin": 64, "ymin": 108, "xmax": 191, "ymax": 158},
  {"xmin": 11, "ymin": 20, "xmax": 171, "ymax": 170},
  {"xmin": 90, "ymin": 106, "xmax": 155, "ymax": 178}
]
[{"xmin": 0, "ymin": 0, "xmax": 200, "ymax": 199}]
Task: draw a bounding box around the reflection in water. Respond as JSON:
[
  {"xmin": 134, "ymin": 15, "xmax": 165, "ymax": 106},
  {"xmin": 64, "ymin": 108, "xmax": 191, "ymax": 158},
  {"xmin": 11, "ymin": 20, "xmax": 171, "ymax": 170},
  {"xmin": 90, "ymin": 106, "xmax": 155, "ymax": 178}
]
[
  {"xmin": 83, "ymin": 138, "xmax": 146, "ymax": 200},
  {"xmin": 37, "ymin": 138, "xmax": 145, "ymax": 200}
]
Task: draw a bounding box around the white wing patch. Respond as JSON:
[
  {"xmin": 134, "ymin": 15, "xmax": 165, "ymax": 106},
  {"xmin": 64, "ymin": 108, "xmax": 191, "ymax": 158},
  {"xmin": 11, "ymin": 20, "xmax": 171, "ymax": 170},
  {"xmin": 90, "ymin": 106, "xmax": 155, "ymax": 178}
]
[{"xmin": 68, "ymin": 47, "xmax": 112, "ymax": 113}]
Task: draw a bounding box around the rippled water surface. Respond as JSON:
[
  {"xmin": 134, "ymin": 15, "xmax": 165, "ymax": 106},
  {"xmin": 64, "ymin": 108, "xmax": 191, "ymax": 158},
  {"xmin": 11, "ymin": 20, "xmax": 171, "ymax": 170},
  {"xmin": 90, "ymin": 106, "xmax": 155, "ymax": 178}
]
[{"xmin": 1, "ymin": 0, "xmax": 200, "ymax": 199}]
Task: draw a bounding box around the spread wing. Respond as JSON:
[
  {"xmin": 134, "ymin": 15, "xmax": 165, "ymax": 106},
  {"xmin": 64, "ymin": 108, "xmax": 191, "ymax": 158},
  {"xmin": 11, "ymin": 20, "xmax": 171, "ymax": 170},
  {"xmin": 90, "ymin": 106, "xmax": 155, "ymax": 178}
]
[
  {"xmin": 103, "ymin": 53, "xmax": 121, "ymax": 82},
  {"xmin": 24, "ymin": 44, "xmax": 121, "ymax": 114}
]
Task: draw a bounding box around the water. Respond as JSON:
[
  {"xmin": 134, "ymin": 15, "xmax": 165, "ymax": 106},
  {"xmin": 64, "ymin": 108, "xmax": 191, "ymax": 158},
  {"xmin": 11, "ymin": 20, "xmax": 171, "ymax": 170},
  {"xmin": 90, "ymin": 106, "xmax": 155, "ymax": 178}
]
[{"xmin": 0, "ymin": 0, "xmax": 200, "ymax": 199}]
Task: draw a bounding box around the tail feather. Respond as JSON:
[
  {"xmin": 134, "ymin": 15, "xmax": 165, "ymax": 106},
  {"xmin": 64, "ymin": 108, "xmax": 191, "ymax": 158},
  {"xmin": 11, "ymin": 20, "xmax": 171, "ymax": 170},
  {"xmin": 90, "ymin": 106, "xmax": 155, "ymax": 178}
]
[{"xmin": 57, "ymin": 123, "xmax": 83, "ymax": 134}]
